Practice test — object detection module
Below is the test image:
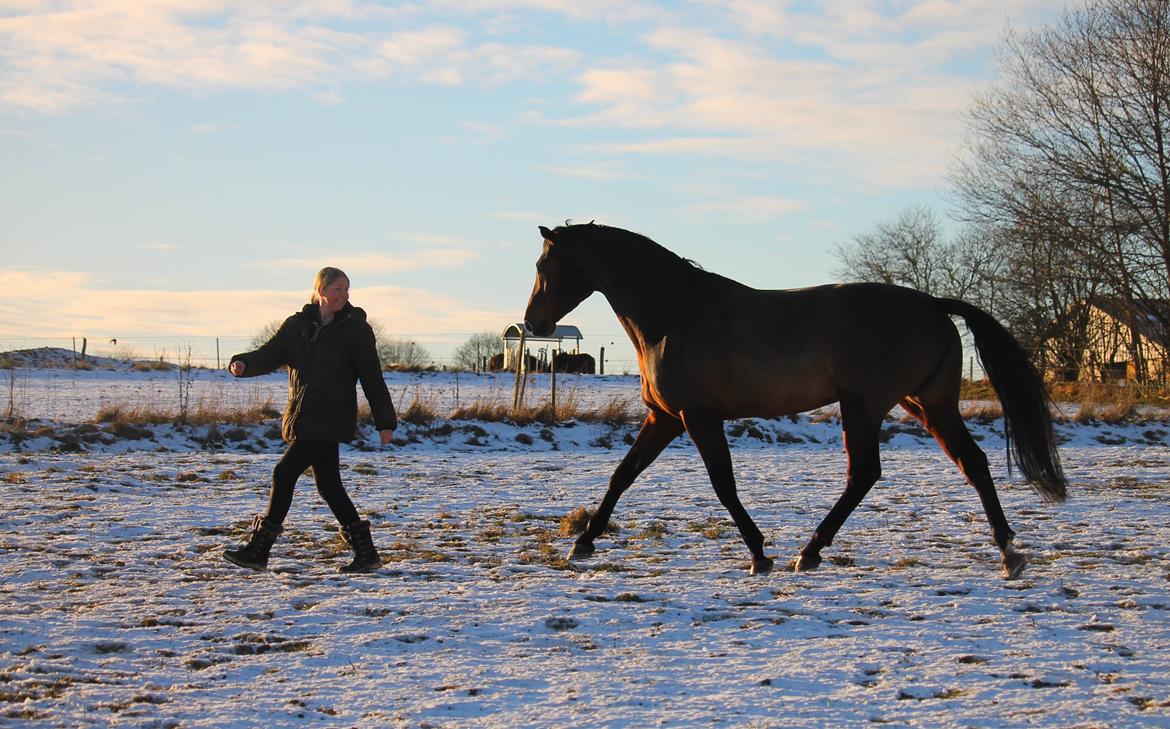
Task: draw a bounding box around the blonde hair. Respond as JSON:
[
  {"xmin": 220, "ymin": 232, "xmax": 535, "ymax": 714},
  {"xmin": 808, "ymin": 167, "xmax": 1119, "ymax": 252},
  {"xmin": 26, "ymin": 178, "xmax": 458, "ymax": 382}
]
[{"xmin": 311, "ymin": 267, "xmax": 349, "ymax": 304}]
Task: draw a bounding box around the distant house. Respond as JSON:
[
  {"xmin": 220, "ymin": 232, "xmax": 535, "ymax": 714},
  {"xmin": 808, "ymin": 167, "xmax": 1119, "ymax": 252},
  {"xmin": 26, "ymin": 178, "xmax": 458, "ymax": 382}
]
[{"xmin": 1069, "ymin": 297, "xmax": 1170, "ymax": 382}]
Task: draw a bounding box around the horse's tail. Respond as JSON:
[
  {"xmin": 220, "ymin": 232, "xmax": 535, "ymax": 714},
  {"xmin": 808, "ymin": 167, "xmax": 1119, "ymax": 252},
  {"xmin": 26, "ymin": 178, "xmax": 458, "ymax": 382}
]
[{"xmin": 939, "ymin": 298, "xmax": 1068, "ymax": 503}]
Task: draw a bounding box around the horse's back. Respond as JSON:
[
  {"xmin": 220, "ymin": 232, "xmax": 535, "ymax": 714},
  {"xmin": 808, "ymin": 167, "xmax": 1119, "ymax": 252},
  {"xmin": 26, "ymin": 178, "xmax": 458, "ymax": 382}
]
[{"xmin": 646, "ymin": 279, "xmax": 961, "ymax": 419}]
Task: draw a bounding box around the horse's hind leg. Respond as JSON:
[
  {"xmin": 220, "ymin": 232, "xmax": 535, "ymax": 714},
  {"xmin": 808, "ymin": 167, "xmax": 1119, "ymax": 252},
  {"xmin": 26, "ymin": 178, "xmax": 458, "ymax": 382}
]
[
  {"xmin": 569, "ymin": 409, "xmax": 684, "ymax": 561},
  {"xmin": 795, "ymin": 397, "xmax": 883, "ymax": 573},
  {"xmin": 682, "ymin": 409, "xmax": 775, "ymax": 575},
  {"xmin": 904, "ymin": 397, "xmax": 1023, "ymax": 579}
]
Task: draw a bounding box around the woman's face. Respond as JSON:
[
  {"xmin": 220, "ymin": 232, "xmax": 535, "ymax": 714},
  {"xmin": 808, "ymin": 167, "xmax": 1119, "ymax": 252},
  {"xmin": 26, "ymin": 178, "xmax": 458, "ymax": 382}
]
[{"xmin": 317, "ymin": 277, "xmax": 350, "ymax": 315}]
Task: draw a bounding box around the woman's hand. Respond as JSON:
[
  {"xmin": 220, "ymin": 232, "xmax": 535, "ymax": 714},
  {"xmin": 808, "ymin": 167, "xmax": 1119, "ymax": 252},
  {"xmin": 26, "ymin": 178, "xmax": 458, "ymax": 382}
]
[
  {"xmin": 379, "ymin": 429, "xmax": 395, "ymax": 446},
  {"xmin": 229, "ymin": 360, "xmax": 246, "ymax": 377}
]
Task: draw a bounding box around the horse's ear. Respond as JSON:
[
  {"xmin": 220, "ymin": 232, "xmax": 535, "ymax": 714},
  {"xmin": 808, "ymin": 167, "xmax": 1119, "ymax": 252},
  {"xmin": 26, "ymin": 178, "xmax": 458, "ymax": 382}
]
[{"xmin": 539, "ymin": 225, "xmax": 555, "ymax": 241}]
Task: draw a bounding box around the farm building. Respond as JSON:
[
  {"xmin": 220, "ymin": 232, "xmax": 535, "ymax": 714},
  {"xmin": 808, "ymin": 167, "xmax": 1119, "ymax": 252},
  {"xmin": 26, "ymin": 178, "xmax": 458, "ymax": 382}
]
[
  {"xmin": 1056, "ymin": 297, "xmax": 1170, "ymax": 383},
  {"xmin": 499, "ymin": 323, "xmax": 587, "ymax": 372}
]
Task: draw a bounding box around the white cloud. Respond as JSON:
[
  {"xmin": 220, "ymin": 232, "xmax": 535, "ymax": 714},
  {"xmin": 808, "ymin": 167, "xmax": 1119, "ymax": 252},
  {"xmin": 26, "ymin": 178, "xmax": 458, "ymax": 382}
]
[
  {"xmin": 0, "ymin": 0, "xmax": 1071, "ymax": 191},
  {"xmin": 0, "ymin": 5, "xmax": 585, "ymax": 111},
  {"xmin": 0, "ymin": 269, "xmax": 510, "ymax": 339},
  {"xmin": 556, "ymin": 15, "xmax": 1011, "ymax": 187},
  {"xmin": 547, "ymin": 161, "xmax": 628, "ymax": 180},
  {"xmin": 189, "ymin": 122, "xmax": 225, "ymax": 134}
]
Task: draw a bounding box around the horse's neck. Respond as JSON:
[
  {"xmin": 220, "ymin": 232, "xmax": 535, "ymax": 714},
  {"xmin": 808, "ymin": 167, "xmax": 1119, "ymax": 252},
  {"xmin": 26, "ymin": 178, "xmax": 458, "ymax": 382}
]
[{"xmin": 583, "ymin": 239, "xmax": 692, "ymax": 344}]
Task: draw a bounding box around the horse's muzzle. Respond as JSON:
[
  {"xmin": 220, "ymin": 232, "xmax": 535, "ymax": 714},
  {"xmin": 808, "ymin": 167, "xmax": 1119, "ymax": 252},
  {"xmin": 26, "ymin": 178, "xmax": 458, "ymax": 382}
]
[{"xmin": 524, "ymin": 318, "xmax": 555, "ymax": 338}]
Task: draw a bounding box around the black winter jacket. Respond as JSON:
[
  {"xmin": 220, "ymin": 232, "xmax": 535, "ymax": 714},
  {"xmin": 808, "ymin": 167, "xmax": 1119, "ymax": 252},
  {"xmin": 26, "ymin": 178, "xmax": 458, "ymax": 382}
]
[{"xmin": 231, "ymin": 303, "xmax": 397, "ymax": 443}]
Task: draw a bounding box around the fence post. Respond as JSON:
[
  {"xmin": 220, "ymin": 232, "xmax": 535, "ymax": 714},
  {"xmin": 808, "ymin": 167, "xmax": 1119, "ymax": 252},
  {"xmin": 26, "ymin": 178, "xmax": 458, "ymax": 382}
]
[
  {"xmin": 512, "ymin": 330, "xmax": 527, "ymax": 411},
  {"xmin": 600, "ymin": 346, "xmax": 605, "ymax": 375},
  {"xmin": 551, "ymin": 350, "xmax": 557, "ymax": 416}
]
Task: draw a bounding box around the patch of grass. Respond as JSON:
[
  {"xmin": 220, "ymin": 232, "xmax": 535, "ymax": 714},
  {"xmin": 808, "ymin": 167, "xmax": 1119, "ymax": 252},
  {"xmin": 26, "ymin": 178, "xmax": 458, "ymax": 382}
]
[
  {"xmin": 890, "ymin": 557, "xmax": 924, "ymax": 571},
  {"xmin": 450, "ymin": 399, "xmax": 512, "ymax": 422},
  {"xmin": 130, "ymin": 360, "xmax": 175, "ymax": 372},
  {"xmin": 559, "ymin": 507, "xmax": 591, "ymax": 536},
  {"xmin": 400, "ymin": 393, "xmax": 439, "ymax": 425},
  {"xmin": 194, "ymin": 401, "xmax": 281, "ymax": 426},
  {"xmin": 1072, "ymin": 388, "xmax": 1142, "ymax": 424},
  {"xmin": 94, "ymin": 400, "xmax": 279, "ymax": 427},
  {"xmin": 95, "ymin": 404, "xmax": 171, "ymax": 426},
  {"xmin": 635, "ymin": 521, "xmax": 668, "ymax": 540},
  {"xmin": 232, "ymin": 633, "xmax": 312, "ymax": 655},
  {"xmin": 959, "ymin": 381, "xmax": 998, "ymax": 401},
  {"xmin": 519, "ymin": 528, "xmax": 572, "ymax": 569},
  {"xmin": 687, "ymin": 517, "xmax": 726, "ymax": 540},
  {"xmin": 452, "ymin": 393, "xmax": 639, "ymax": 426},
  {"xmin": 959, "ymin": 401, "xmax": 1003, "ymax": 422}
]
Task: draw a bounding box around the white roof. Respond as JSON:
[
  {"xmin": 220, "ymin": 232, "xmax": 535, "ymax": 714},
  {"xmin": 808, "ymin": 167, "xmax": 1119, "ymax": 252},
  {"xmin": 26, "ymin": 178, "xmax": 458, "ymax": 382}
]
[{"xmin": 501, "ymin": 323, "xmax": 583, "ymax": 341}]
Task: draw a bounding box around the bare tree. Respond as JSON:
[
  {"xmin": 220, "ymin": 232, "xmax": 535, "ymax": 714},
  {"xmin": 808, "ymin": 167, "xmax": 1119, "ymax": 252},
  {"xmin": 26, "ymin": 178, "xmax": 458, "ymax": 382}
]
[
  {"xmin": 954, "ymin": 0, "xmax": 1170, "ymax": 381},
  {"xmin": 364, "ymin": 320, "xmax": 430, "ymax": 369},
  {"xmin": 250, "ymin": 320, "xmax": 282, "ymax": 349},
  {"xmin": 453, "ymin": 331, "xmax": 501, "ymax": 372},
  {"xmin": 379, "ymin": 339, "xmax": 432, "ymax": 370},
  {"xmin": 833, "ymin": 204, "xmax": 1000, "ymax": 305}
]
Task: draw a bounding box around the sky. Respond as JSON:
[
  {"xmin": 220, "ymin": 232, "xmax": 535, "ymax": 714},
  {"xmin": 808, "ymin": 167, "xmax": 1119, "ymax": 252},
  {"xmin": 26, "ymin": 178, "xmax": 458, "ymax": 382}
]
[{"xmin": 0, "ymin": 0, "xmax": 1073, "ymax": 369}]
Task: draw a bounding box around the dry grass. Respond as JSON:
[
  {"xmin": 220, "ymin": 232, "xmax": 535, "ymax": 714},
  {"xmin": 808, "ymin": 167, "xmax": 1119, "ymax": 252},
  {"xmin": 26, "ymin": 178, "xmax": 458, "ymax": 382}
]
[
  {"xmin": 558, "ymin": 506, "xmax": 619, "ymax": 537},
  {"xmin": 1064, "ymin": 383, "xmax": 1144, "ymax": 424},
  {"xmin": 559, "ymin": 507, "xmax": 592, "ymax": 537},
  {"xmin": 959, "ymin": 381, "xmax": 999, "ymax": 401},
  {"xmin": 71, "ymin": 388, "xmax": 635, "ymax": 432},
  {"xmin": 94, "ymin": 400, "xmax": 280, "ymax": 426},
  {"xmin": 399, "ymin": 399, "xmax": 439, "ymax": 426},
  {"xmin": 959, "ymin": 401, "xmax": 1004, "ymax": 422},
  {"xmin": 445, "ymin": 392, "xmax": 639, "ymax": 426},
  {"xmin": 960, "ymin": 380, "xmax": 1170, "ymax": 424},
  {"xmin": 129, "ymin": 360, "xmax": 175, "ymax": 372},
  {"xmin": 95, "ymin": 404, "xmax": 172, "ymax": 426},
  {"xmin": 43, "ymin": 377, "xmax": 1170, "ymax": 435}
]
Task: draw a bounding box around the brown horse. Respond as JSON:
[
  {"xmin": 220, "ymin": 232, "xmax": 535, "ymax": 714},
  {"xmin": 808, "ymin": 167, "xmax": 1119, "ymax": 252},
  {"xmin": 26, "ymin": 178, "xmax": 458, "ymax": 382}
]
[{"xmin": 523, "ymin": 223, "xmax": 1067, "ymax": 578}]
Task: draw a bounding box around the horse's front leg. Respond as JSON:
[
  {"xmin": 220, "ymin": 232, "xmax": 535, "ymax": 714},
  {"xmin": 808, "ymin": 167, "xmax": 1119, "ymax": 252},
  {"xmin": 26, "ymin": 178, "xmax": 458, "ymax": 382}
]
[
  {"xmin": 681, "ymin": 410, "xmax": 775, "ymax": 575},
  {"xmin": 569, "ymin": 410, "xmax": 684, "ymax": 560}
]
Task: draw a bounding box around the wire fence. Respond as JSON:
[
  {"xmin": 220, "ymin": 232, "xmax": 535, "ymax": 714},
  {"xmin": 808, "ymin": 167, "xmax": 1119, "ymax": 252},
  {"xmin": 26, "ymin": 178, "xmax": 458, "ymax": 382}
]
[
  {"xmin": 0, "ymin": 334, "xmax": 644, "ymax": 375},
  {"xmin": 24, "ymin": 332, "xmax": 1166, "ymax": 385}
]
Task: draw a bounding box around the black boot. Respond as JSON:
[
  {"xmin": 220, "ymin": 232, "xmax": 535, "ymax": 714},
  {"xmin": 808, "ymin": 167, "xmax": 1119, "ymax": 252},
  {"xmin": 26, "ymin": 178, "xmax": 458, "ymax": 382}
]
[
  {"xmin": 339, "ymin": 519, "xmax": 382, "ymax": 573},
  {"xmin": 223, "ymin": 515, "xmax": 283, "ymax": 570}
]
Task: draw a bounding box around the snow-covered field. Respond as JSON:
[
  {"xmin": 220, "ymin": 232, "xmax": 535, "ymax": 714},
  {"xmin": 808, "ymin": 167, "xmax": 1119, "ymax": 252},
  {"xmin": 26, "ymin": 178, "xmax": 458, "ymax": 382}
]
[
  {"xmin": 0, "ymin": 352, "xmax": 637, "ymax": 423},
  {"xmin": 2, "ymin": 359, "xmax": 1170, "ymax": 727}
]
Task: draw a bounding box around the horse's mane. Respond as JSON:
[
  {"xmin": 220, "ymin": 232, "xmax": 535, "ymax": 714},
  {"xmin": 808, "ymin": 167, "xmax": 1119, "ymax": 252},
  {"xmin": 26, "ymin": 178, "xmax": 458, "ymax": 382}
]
[{"xmin": 556, "ymin": 223, "xmax": 703, "ymax": 275}]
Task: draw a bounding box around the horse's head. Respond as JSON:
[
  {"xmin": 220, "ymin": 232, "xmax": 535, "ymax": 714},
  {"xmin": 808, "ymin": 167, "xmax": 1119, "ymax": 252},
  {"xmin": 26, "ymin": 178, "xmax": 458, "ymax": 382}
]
[{"xmin": 524, "ymin": 225, "xmax": 595, "ymax": 337}]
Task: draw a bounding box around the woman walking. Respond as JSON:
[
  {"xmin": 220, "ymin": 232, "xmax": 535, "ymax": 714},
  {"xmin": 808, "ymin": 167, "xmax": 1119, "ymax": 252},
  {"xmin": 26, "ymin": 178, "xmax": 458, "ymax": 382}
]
[{"xmin": 223, "ymin": 267, "xmax": 397, "ymax": 573}]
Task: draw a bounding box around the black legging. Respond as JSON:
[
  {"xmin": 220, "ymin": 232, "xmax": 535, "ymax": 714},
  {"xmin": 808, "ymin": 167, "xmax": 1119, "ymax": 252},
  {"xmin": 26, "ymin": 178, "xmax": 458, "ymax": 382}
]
[{"xmin": 263, "ymin": 440, "xmax": 360, "ymax": 527}]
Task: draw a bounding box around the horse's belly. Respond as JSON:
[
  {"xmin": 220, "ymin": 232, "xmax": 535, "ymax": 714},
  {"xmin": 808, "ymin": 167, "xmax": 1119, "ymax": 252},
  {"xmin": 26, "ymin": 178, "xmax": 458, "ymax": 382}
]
[
  {"xmin": 727, "ymin": 380, "xmax": 837, "ymax": 418},
  {"xmin": 643, "ymin": 359, "xmax": 837, "ymax": 419}
]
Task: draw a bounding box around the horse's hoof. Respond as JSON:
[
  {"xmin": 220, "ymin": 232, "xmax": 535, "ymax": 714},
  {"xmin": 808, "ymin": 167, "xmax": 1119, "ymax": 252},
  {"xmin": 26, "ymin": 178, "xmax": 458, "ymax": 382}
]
[
  {"xmin": 749, "ymin": 556, "xmax": 775, "ymax": 576},
  {"xmin": 791, "ymin": 552, "xmax": 821, "ymax": 573},
  {"xmin": 1001, "ymin": 552, "xmax": 1026, "ymax": 580},
  {"xmin": 567, "ymin": 541, "xmax": 594, "ymax": 560}
]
